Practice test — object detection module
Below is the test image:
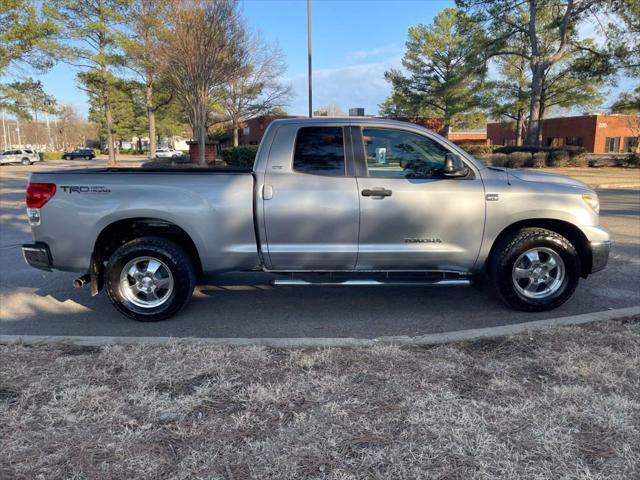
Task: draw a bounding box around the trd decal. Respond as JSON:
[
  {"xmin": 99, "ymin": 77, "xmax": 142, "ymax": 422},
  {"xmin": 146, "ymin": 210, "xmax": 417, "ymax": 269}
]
[{"xmin": 60, "ymin": 186, "xmax": 111, "ymax": 194}]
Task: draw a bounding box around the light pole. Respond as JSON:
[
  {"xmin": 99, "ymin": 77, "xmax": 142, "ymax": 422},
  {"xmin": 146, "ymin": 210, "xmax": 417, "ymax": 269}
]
[{"xmin": 307, "ymin": 0, "xmax": 312, "ymax": 118}]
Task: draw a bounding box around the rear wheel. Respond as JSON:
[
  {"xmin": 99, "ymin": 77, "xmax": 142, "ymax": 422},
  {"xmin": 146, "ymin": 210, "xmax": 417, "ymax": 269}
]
[
  {"xmin": 64, "ymin": 155, "xmax": 72, "ymax": 160},
  {"xmin": 105, "ymin": 236, "xmax": 196, "ymax": 321},
  {"xmin": 21, "ymin": 157, "xmax": 31, "ymax": 165},
  {"xmin": 489, "ymin": 228, "xmax": 580, "ymax": 311}
]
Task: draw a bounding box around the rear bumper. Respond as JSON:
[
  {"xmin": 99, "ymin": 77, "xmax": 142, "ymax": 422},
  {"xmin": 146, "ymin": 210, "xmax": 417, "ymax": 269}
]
[
  {"xmin": 22, "ymin": 243, "xmax": 53, "ymax": 271},
  {"xmin": 589, "ymin": 241, "xmax": 611, "ymax": 273}
]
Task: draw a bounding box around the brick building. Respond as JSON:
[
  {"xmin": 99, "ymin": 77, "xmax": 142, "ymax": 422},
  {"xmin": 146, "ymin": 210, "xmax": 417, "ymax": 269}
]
[
  {"xmin": 487, "ymin": 114, "xmax": 639, "ymax": 153},
  {"xmin": 238, "ymin": 115, "xmax": 304, "ymax": 145},
  {"xmin": 237, "ymin": 115, "xmax": 487, "ymax": 146}
]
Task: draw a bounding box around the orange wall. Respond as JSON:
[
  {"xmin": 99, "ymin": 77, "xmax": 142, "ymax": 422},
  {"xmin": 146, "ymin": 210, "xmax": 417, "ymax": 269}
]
[
  {"xmin": 593, "ymin": 115, "xmax": 639, "ymax": 153},
  {"xmin": 487, "ymin": 114, "xmax": 639, "ymax": 153}
]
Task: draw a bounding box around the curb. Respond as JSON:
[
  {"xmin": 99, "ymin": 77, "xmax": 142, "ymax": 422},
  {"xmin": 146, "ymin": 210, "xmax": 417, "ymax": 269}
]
[
  {"xmin": 1, "ymin": 306, "xmax": 638, "ymax": 348},
  {"xmin": 593, "ymin": 183, "xmax": 640, "ymax": 189}
]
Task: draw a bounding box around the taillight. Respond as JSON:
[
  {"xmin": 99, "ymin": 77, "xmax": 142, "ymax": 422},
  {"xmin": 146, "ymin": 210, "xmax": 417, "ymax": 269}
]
[{"xmin": 26, "ymin": 183, "xmax": 56, "ymax": 208}]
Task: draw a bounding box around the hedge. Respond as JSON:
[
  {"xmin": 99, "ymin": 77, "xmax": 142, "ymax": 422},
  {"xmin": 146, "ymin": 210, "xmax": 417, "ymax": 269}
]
[
  {"xmin": 493, "ymin": 144, "xmax": 586, "ymax": 157},
  {"xmin": 221, "ymin": 145, "xmax": 258, "ymax": 168},
  {"xmin": 457, "ymin": 144, "xmax": 496, "ymax": 156}
]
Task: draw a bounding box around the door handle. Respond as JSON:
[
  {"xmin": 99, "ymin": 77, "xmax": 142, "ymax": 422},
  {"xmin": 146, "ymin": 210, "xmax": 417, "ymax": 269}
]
[
  {"xmin": 361, "ymin": 188, "xmax": 392, "ymax": 197},
  {"xmin": 262, "ymin": 184, "xmax": 273, "ymax": 200}
]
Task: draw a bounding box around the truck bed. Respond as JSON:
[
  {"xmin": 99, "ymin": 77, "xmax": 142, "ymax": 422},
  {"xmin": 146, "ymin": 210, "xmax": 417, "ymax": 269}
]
[{"xmin": 28, "ymin": 168, "xmax": 260, "ymax": 273}]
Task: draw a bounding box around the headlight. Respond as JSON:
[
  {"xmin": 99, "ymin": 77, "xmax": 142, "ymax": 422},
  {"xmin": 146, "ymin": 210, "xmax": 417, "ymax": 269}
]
[{"xmin": 582, "ymin": 193, "xmax": 600, "ymax": 214}]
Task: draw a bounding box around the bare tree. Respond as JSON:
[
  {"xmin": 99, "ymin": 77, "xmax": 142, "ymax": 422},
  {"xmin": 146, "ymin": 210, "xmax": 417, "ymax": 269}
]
[
  {"xmin": 219, "ymin": 35, "xmax": 290, "ymax": 146},
  {"xmin": 56, "ymin": 104, "xmax": 96, "ymax": 150},
  {"xmin": 316, "ymin": 104, "xmax": 346, "ymax": 116},
  {"xmin": 162, "ymin": 0, "xmax": 244, "ymax": 165}
]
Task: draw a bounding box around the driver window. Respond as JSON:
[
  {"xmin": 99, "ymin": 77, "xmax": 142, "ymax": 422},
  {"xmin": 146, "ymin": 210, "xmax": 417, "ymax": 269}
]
[{"xmin": 362, "ymin": 128, "xmax": 449, "ymax": 178}]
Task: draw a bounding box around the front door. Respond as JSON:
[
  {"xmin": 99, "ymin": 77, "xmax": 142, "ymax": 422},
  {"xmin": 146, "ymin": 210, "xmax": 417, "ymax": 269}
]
[
  {"xmin": 262, "ymin": 124, "xmax": 360, "ymax": 270},
  {"xmin": 354, "ymin": 126, "xmax": 485, "ymax": 271}
]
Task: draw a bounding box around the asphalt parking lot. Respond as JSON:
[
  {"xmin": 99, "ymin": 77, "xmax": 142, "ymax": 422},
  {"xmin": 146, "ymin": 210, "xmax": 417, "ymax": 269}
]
[{"xmin": 1, "ymin": 159, "xmax": 639, "ymax": 339}]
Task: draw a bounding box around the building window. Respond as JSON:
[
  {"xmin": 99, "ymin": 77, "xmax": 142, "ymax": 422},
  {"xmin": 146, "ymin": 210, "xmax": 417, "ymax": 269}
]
[
  {"xmin": 242, "ymin": 127, "xmax": 250, "ymax": 136},
  {"xmin": 565, "ymin": 136, "xmax": 584, "ymax": 147},
  {"xmin": 623, "ymin": 137, "xmax": 638, "ymax": 152},
  {"xmin": 504, "ymin": 139, "xmax": 516, "ymax": 146},
  {"xmin": 547, "ymin": 137, "xmax": 564, "ymax": 147},
  {"xmin": 605, "ymin": 137, "xmax": 620, "ymax": 153}
]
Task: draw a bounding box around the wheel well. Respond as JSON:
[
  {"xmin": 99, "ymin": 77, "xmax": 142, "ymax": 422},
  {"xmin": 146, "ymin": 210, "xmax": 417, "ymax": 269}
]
[
  {"xmin": 93, "ymin": 218, "xmax": 203, "ymax": 276},
  {"xmin": 488, "ymin": 219, "xmax": 592, "ymax": 278}
]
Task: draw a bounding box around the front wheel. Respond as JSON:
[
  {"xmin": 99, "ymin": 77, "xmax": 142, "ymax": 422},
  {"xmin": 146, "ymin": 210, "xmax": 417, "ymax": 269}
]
[
  {"xmin": 489, "ymin": 228, "xmax": 581, "ymax": 312},
  {"xmin": 21, "ymin": 158, "xmax": 31, "ymax": 165},
  {"xmin": 105, "ymin": 236, "xmax": 196, "ymax": 321},
  {"xmin": 64, "ymin": 155, "xmax": 72, "ymax": 160}
]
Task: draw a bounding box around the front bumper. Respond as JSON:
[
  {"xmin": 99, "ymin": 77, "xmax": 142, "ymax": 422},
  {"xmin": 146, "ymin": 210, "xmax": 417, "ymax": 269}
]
[
  {"xmin": 22, "ymin": 243, "xmax": 53, "ymax": 271},
  {"xmin": 589, "ymin": 241, "xmax": 611, "ymax": 273}
]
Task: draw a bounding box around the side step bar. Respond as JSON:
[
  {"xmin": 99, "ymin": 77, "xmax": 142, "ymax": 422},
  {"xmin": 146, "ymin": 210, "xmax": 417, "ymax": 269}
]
[{"xmin": 271, "ymin": 279, "xmax": 470, "ymax": 287}]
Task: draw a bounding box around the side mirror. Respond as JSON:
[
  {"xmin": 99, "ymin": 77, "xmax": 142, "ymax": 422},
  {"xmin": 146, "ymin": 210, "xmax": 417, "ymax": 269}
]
[{"xmin": 443, "ymin": 153, "xmax": 469, "ymax": 178}]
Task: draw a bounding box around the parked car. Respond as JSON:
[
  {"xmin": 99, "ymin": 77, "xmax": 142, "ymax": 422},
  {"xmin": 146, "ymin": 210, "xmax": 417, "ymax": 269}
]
[
  {"xmin": 22, "ymin": 118, "xmax": 610, "ymax": 321},
  {"xmin": 155, "ymin": 147, "xmax": 182, "ymax": 158},
  {"xmin": 63, "ymin": 148, "xmax": 96, "ymax": 160},
  {"xmin": 1, "ymin": 148, "xmax": 40, "ymax": 165}
]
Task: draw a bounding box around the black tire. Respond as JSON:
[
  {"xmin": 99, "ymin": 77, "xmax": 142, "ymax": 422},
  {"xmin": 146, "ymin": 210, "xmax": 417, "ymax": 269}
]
[
  {"xmin": 105, "ymin": 236, "xmax": 196, "ymax": 321},
  {"xmin": 84, "ymin": 156, "xmax": 90, "ymax": 160},
  {"xmin": 65, "ymin": 155, "xmax": 72, "ymax": 160},
  {"xmin": 21, "ymin": 158, "xmax": 31, "ymax": 165},
  {"xmin": 488, "ymin": 228, "xmax": 581, "ymax": 312}
]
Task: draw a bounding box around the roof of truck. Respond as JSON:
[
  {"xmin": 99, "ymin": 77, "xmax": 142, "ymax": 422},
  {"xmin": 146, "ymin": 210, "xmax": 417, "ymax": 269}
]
[{"xmin": 269, "ymin": 117, "xmax": 424, "ymax": 128}]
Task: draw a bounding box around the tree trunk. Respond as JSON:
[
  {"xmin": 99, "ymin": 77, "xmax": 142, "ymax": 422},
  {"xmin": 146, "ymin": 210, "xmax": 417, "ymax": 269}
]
[
  {"xmin": 45, "ymin": 111, "xmax": 52, "ymax": 151},
  {"xmin": 146, "ymin": 74, "xmax": 156, "ymax": 159},
  {"xmin": 101, "ymin": 63, "xmax": 116, "ymax": 165},
  {"xmin": 526, "ymin": 63, "xmax": 545, "ymax": 146},
  {"xmin": 233, "ymin": 120, "xmax": 239, "ymax": 147},
  {"xmin": 33, "ymin": 110, "xmax": 39, "ymax": 146},
  {"xmin": 1, "ymin": 111, "xmax": 7, "ymax": 150},
  {"xmin": 198, "ymin": 97, "xmax": 206, "ymax": 166},
  {"xmin": 515, "ymin": 111, "xmax": 523, "ymax": 146},
  {"xmin": 15, "ymin": 117, "xmax": 21, "ymax": 146}
]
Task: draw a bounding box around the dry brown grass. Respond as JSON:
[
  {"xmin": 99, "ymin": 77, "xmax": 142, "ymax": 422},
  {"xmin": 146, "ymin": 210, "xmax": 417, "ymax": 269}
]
[{"xmin": 1, "ymin": 318, "xmax": 639, "ymax": 479}]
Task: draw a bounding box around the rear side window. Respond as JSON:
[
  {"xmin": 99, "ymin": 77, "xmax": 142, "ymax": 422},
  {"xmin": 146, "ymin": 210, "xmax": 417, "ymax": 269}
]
[{"xmin": 293, "ymin": 126, "xmax": 345, "ymax": 176}]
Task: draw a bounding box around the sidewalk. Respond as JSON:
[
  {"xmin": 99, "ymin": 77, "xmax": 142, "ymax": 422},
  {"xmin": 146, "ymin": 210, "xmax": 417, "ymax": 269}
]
[{"xmin": 550, "ymin": 167, "xmax": 640, "ymax": 189}]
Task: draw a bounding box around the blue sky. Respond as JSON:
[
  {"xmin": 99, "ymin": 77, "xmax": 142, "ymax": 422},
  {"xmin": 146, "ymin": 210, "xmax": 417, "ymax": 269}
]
[{"xmin": 32, "ymin": 0, "xmax": 632, "ymax": 117}]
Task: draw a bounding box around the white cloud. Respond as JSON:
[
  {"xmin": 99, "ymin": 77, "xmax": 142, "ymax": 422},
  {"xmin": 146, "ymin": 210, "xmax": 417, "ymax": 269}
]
[
  {"xmin": 286, "ymin": 55, "xmax": 403, "ymax": 116},
  {"xmin": 349, "ymin": 44, "xmax": 402, "ymax": 60}
]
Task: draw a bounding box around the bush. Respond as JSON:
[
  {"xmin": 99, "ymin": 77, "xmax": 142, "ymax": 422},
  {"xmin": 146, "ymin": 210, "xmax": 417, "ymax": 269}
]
[
  {"xmin": 41, "ymin": 151, "xmax": 63, "ymax": 161},
  {"xmin": 530, "ymin": 152, "xmax": 547, "ymax": 168},
  {"xmin": 506, "ymin": 151, "xmax": 532, "ymax": 168},
  {"xmin": 494, "ymin": 145, "xmax": 542, "ymax": 155},
  {"xmin": 628, "ymin": 153, "xmax": 640, "ymax": 167},
  {"xmin": 222, "ymin": 145, "xmax": 258, "ymax": 168},
  {"xmin": 488, "ymin": 153, "xmax": 508, "ymax": 167},
  {"xmin": 568, "ymin": 153, "xmax": 588, "ymax": 167},
  {"xmin": 458, "ymin": 144, "xmax": 495, "ymax": 156},
  {"xmin": 547, "ymin": 150, "xmax": 570, "ymax": 167}
]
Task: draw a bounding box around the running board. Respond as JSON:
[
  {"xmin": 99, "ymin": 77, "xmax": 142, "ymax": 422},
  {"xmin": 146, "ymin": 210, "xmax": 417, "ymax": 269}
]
[{"xmin": 271, "ymin": 279, "xmax": 471, "ymax": 287}]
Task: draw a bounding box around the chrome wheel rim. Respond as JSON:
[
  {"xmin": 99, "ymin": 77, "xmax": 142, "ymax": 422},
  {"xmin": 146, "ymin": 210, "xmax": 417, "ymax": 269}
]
[
  {"xmin": 512, "ymin": 247, "xmax": 565, "ymax": 299},
  {"xmin": 119, "ymin": 256, "xmax": 174, "ymax": 308}
]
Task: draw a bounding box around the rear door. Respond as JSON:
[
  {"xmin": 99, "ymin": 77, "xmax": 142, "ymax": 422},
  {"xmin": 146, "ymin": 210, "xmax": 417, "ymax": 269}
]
[
  {"xmin": 354, "ymin": 126, "xmax": 485, "ymax": 271},
  {"xmin": 262, "ymin": 123, "xmax": 360, "ymax": 270}
]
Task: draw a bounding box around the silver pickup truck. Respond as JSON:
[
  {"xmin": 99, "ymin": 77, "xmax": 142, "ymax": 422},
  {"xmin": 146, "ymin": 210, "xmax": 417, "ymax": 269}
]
[{"xmin": 22, "ymin": 118, "xmax": 610, "ymax": 321}]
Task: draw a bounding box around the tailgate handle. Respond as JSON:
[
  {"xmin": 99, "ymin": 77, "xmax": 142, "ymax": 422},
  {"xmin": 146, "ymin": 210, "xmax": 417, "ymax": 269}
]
[{"xmin": 361, "ymin": 188, "xmax": 392, "ymax": 198}]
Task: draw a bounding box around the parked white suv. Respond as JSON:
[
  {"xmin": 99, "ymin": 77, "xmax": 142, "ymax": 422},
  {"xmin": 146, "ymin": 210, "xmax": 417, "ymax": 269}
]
[
  {"xmin": 156, "ymin": 147, "xmax": 182, "ymax": 158},
  {"xmin": 1, "ymin": 149, "xmax": 40, "ymax": 165}
]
